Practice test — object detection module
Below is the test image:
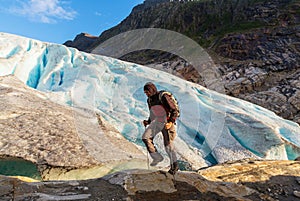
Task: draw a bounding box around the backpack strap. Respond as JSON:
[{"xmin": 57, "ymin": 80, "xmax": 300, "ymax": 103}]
[
  {"xmin": 158, "ymin": 90, "xmax": 171, "ymax": 103},
  {"xmin": 158, "ymin": 90, "xmax": 180, "ymax": 122}
]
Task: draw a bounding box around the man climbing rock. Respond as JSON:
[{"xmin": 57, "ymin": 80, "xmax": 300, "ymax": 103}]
[{"xmin": 142, "ymin": 82, "xmax": 180, "ymax": 175}]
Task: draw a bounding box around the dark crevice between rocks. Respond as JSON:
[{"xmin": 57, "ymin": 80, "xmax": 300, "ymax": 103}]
[
  {"xmin": 243, "ymin": 175, "xmax": 300, "ymax": 201},
  {"xmin": 131, "ymin": 181, "xmax": 237, "ymax": 201}
]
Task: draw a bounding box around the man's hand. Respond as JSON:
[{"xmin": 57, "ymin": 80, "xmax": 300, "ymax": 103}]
[
  {"xmin": 165, "ymin": 122, "xmax": 173, "ymax": 130},
  {"xmin": 143, "ymin": 120, "xmax": 149, "ymax": 127}
]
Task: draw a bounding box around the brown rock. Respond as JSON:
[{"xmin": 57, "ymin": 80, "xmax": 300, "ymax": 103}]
[
  {"xmin": 0, "ymin": 75, "xmax": 145, "ymax": 180},
  {"xmin": 1, "ymin": 159, "xmax": 300, "ymax": 201}
]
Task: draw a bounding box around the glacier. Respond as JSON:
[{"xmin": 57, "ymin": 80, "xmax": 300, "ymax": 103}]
[{"xmin": 1, "ymin": 32, "xmax": 300, "ymax": 170}]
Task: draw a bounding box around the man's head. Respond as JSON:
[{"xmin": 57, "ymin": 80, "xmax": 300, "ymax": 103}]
[{"xmin": 144, "ymin": 82, "xmax": 157, "ymax": 97}]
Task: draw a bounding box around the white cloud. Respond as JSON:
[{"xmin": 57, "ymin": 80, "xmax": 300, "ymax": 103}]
[
  {"xmin": 95, "ymin": 11, "xmax": 102, "ymax": 17},
  {"xmin": 8, "ymin": 0, "xmax": 77, "ymax": 23}
]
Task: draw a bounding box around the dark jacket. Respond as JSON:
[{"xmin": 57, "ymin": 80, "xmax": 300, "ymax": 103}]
[{"xmin": 144, "ymin": 82, "xmax": 179, "ymax": 123}]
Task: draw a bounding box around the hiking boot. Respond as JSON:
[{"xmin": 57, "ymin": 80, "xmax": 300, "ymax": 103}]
[
  {"xmin": 168, "ymin": 162, "xmax": 179, "ymax": 175},
  {"xmin": 150, "ymin": 152, "xmax": 164, "ymax": 166}
]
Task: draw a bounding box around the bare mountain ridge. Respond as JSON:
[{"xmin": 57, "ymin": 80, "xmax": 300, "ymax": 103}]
[{"xmin": 64, "ymin": 33, "xmax": 98, "ymax": 51}]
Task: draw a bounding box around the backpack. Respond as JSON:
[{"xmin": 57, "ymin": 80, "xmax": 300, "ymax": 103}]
[{"xmin": 158, "ymin": 90, "xmax": 180, "ymax": 118}]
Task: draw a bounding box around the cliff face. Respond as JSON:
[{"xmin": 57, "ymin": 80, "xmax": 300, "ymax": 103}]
[
  {"xmin": 64, "ymin": 0, "xmax": 300, "ymax": 124},
  {"xmin": 90, "ymin": 0, "xmax": 299, "ymax": 48},
  {"xmin": 218, "ymin": 25, "xmax": 300, "ymax": 122},
  {"xmin": 63, "ymin": 33, "xmax": 98, "ymax": 51}
]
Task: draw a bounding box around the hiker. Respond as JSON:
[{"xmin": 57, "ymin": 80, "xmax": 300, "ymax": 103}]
[{"xmin": 142, "ymin": 82, "xmax": 179, "ymax": 174}]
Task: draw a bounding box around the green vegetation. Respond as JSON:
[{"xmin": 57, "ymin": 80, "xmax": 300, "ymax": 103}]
[
  {"xmin": 93, "ymin": 0, "xmax": 299, "ymax": 55},
  {"xmin": 167, "ymin": 0, "xmax": 298, "ymax": 47}
]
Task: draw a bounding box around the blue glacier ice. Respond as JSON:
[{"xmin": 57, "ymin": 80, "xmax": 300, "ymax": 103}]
[{"xmin": 1, "ymin": 32, "xmax": 300, "ymax": 169}]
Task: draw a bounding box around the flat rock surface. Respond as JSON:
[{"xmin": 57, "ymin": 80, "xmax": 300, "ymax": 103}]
[
  {"xmin": 0, "ymin": 159, "xmax": 299, "ymax": 201},
  {"xmin": 0, "ymin": 75, "xmax": 97, "ymax": 167},
  {"xmin": 0, "ymin": 75, "xmax": 145, "ymax": 180}
]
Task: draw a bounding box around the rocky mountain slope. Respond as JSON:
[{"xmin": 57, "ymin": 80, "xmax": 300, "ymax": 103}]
[
  {"xmin": 65, "ymin": 0, "xmax": 300, "ymax": 124},
  {"xmin": 64, "ymin": 33, "xmax": 98, "ymax": 51}
]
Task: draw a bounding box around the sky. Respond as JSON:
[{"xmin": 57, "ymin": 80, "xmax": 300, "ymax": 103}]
[{"xmin": 0, "ymin": 0, "xmax": 144, "ymax": 44}]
